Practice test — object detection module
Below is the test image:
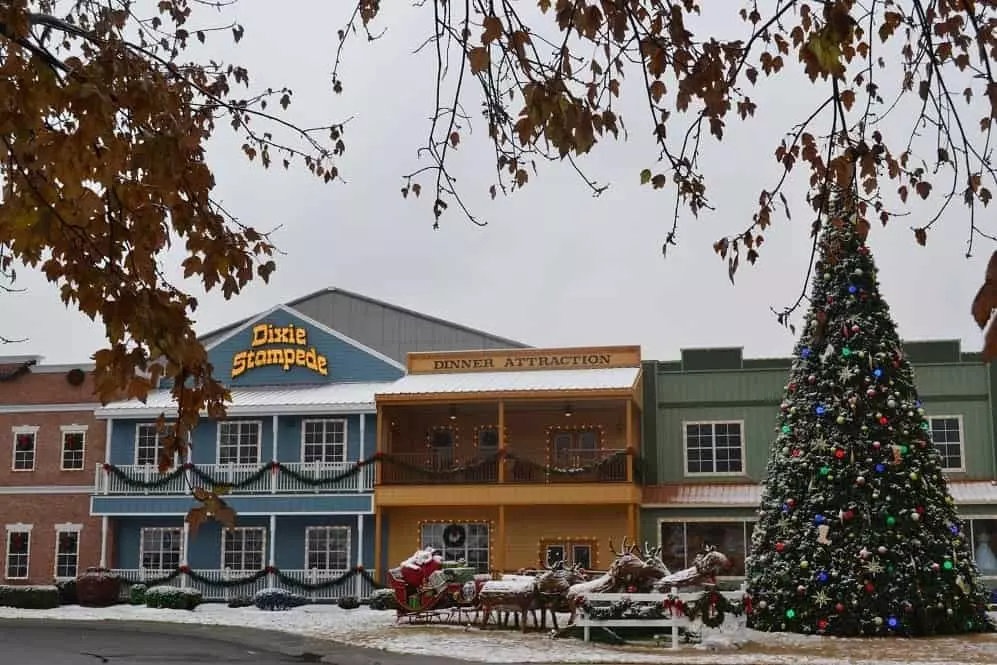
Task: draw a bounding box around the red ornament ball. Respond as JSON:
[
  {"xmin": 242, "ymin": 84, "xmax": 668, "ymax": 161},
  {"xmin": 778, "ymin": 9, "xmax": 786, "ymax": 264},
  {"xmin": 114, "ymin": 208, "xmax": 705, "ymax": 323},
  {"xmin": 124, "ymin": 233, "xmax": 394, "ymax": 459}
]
[
  {"xmin": 865, "ymin": 582, "xmax": 875, "ymax": 593},
  {"xmin": 834, "ymin": 448, "xmax": 846, "ymax": 459},
  {"xmin": 835, "ymin": 602, "xmax": 845, "ymax": 613},
  {"xmin": 775, "ymin": 542, "xmax": 786, "ymax": 553},
  {"xmin": 818, "ymin": 619, "xmax": 829, "ymax": 630},
  {"xmin": 879, "ymin": 416, "xmax": 889, "ymax": 425}
]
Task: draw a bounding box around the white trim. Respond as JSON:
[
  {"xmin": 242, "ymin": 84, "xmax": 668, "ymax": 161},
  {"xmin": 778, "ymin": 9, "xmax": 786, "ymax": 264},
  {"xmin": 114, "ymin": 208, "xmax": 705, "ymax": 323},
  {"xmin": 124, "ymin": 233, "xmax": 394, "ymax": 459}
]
[
  {"xmin": 0, "ymin": 403, "xmax": 101, "ymax": 414},
  {"xmin": 220, "ymin": 526, "xmax": 267, "ymax": 571},
  {"xmin": 10, "ymin": 425, "xmax": 39, "ymax": 472},
  {"xmin": 31, "ymin": 364, "xmax": 95, "ymax": 374},
  {"xmin": 53, "ymin": 523, "xmax": 83, "ymax": 532},
  {"xmin": 203, "ymin": 303, "xmax": 407, "ymax": 373},
  {"xmin": 0, "ymin": 485, "xmax": 93, "ymax": 495},
  {"xmin": 356, "ymin": 514, "xmax": 364, "ymax": 567},
  {"xmin": 268, "ymin": 515, "xmax": 277, "ymax": 567},
  {"xmin": 104, "ymin": 419, "xmax": 113, "ymax": 465},
  {"xmin": 680, "ymin": 419, "xmax": 748, "ymax": 478},
  {"xmin": 299, "ymin": 418, "xmax": 349, "ymax": 463},
  {"xmin": 99, "ymin": 516, "xmax": 109, "ymax": 568},
  {"xmin": 359, "ymin": 414, "xmax": 366, "ymax": 457},
  {"xmin": 95, "ymin": 404, "xmax": 377, "ymax": 420},
  {"xmin": 59, "ymin": 424, "xmax": 88, "ymax": 472},
  {"xmin": 53, "ymin": 525, "xmax": 81, "ymax": 580},
  {"xmin": 139, "ymin": 526, "xmax": 184, "ymax": 571},
  {"xmin": 304, "ymin": 525, "xmax": 352, "ymax": 571},
  {"xmin": 927, "ymin": 414, "xmax": 966, "ymax": 473},
  {"xmin": 4, "ymin": 525, "xmax": 32, "ymax": 580},
  {"xmin": 216, "ymin": 420, "xmax": 263, "ymax": 465}
]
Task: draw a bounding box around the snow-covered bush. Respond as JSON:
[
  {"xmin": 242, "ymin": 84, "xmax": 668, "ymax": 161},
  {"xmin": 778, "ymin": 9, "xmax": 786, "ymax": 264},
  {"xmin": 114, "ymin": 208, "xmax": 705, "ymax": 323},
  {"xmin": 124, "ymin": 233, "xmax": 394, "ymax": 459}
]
[
  {"xmin": 227, "ymin": 595, "xmax": 253, "ymax": 608},
  {"xmin": 253, "ymin": 588, "xmax": 306, "ymax": 611},
  {"xmin": 128, "ymin": 583, "xmax": 148, "ymax": 605},
  {"xmin": 76, "ymin": 567, "xmax": 122, "ymax": 607},
  {"xmin": 337, "ymin": 595, "xmax": 360, "ymax": 610},
  {"xmin": 144, "ymin": 585, "xmax": 202, "ymax": 610},
  {"xmin": 368, "ymin": 588, "xmax": 398, "ymax": 611},
  {"xmin": 0, "ymin": 584, "xmax": 61, "ymax": 609},
  {"xmin": 55, "ymin": 579, "xmax": 77, "ymax": 605}
]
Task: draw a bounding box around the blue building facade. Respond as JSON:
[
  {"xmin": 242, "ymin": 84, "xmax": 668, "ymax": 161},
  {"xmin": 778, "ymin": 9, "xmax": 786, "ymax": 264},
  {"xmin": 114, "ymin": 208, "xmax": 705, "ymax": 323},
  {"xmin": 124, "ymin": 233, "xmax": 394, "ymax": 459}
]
[{"xmin": 91, "ymin": 304, "xmax": 404, "ymax": 600}]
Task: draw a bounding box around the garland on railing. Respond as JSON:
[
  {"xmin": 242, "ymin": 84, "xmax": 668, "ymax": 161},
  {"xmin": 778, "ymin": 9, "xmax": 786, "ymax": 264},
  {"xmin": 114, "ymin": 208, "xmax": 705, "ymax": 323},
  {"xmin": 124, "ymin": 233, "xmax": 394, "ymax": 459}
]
[
  {"xmin": 101, "ymin": 448, "xmax": 636, "ymax": 489},
  {"xmin": 119, "ymin": 565, "xmax": 383, "ymax": 591},
  {"xmin": 578, "ymin": 588, "xmax": 745, "ymax": 629}
]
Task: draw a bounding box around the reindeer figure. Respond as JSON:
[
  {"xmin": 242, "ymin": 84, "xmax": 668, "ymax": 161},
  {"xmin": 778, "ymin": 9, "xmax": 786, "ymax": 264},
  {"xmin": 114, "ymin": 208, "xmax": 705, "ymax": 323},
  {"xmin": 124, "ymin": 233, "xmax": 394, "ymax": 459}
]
[
  {"xmin": 632, "ymin": 541, "xmax": 670, "ymax": 592},
  {"xmin": 565, "ymin": 536, "xmax": 649, "ymax": 624},
  {"xmin": 652, "ymin": 544, "xmax": 731, "ymax": 591},
  {"xmin": 534, "ymin": 560, "xmax": 585, "ymax": 630}
]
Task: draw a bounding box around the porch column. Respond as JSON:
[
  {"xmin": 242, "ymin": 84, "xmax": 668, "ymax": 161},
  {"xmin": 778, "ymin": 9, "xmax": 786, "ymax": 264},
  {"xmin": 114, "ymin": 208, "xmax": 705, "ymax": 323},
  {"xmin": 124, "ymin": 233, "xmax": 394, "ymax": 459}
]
[
  {"xmin": 627, "ymin": 503, "xmax": 638, "ymax": 543},
  {"xmin": 625, "ymin": 399, "xmax": 635, "ymax": 483},
  {"xmin": 496, "ymin": 505, "xmax": 506, "ymax": 575},
  {"xmin": 99, "ymin": 516, "xmax": 109, "ymax": 568},
  {"xmin": 103, "ymin": 418, "xmax": 113, "ymax": 464},
  {"xmin": 375, "ymin": 407, "xmax": 384, "ymax": 486},
  {"xmin": 355, "ymin": 514, "xmax": 365, "ymax": 598},
  {"xmin": 181, "ymin": 520, "xmax": 190, "ymax": 588},
  {"xmin": 497, "ymin": 400, "xmax": 506, "ymax": 483},
  {"xmin": 271, "ymin": 415, "xmax": 279, "ymax": 494},
  {"xmin": 268, "ymin": 514, "xmax": 277, "ymax": 589},
  {"xmin": 374, "ymin": 507, "xmax": 383, "ymax": 585}
]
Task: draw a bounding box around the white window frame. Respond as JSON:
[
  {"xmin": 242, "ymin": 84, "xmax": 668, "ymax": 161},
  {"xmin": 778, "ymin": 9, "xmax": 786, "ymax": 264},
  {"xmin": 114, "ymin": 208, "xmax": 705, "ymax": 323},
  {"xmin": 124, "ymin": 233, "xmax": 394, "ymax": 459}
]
[
  {"xmin": 59, "ymin": 425, "xmax": 88, "ymax": 471},
  {"xmin": 53, "ymin": 523, "xmax": 83, "ymax": 580},
  {"xmin": 134, "ymin": 423, "xmax": 175, "ymax": 467},
  {"xmin": 304, "ymin": 526, "xmax": 352, "ymax": 571},
  {"xmin": 682, "ymin": 420, "xmax": 746, "ymax": 477},
  {"xmin": 139, "ymin": 527, "xmax": 183, "ymax": 571},
  {"xmin": 11, "ymin": 425, "xmax": 38, "ymax": 472},
  {"xmin": 928, "ymin": 415, "xmax": 965, "ymax": 472},
  {"xmin": 657, "ymin": 517, "xmax": 755, "ymax": 580},
  {"xmin": 300, "ymin": 419, "xmax": 348, "ymax": 464},
  {"xmin": 5, "ymin": 523, "xmax": 33, "ymax": 580},
  {"xmin": 216, "ymin": 420, "xmax": 263, "ymax": 466},
  {"xmin": 220, "ymin": 526, "xmax": 267, "ymax": 573}
]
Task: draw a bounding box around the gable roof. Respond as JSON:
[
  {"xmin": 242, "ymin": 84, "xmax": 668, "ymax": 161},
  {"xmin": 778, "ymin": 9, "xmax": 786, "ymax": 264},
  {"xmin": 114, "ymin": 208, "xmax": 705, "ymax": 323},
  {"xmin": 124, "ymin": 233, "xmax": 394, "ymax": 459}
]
[
  {"xmin": 199, "ymin": 286, "xmax": 528, "ymax": 350},
  {"xmin": 205, "ymin": 303, "xmax": 406, "ymax": 373}
]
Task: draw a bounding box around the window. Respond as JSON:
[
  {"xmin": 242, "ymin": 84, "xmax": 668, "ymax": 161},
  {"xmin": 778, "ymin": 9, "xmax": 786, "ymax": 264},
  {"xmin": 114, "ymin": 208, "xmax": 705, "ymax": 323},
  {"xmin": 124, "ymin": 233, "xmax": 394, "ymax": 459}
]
[
  {"xmin": 420, "ymin": 522, "xmax": 489, "ymax": 573},
  {"xmin": 660, "ymin": 521, "xmax": 752, "ymax": 577},
  {"xmin": 54, "ymin": 526, "xmax": 81, "ymax": 579},
  {"xmin": 135, "ymin": 423, "xmax": 175, "ymax": 466},
  {"xmin": 541, "ymin": 539, "xmax": 594, "ymax": 570},
  {"xmin": 929, "ymin": 416, "xmax": 964, "ymax": 471},
  {"xmin": 551, "ymin": 428, "xmax": 600, "ymax": 465},
  {"xmin": 5, "ymin": 525, "xmax": 31, "ymax": 580},
  {"xmin": 11, "ymin": 426, "xmax": 37, "ymax": 471},
  {"xmin": 60, "ymin": 426, "xmax": 87, "ymax": 471},
  {"xmin": 305, "ymin": 526, "xmax": 351, "ymax": 571},
  {"xmin": 222, "ymin": 527, "xmax": 266, "ymax": 572},
  {"xmin": 217, "ymin": 421, "xmax": 261, "ymax": 465},
  {"xmin": 301, "ymin": 419, "xmax": 347, "ymax": 463},
  {"xmin": 969, "ymin": 519, "xmax": 997, "ymax": 577},
  {"xmin": 476, "ymin": 426, "xmax": 500, "ymax": 454},
  {"xmin": 140, "ymin": 527, "xmax": 183, "ymax": 571},
  {"xmin": 684, "ymin": 421, "xmax": 744, "ymax": 474}
]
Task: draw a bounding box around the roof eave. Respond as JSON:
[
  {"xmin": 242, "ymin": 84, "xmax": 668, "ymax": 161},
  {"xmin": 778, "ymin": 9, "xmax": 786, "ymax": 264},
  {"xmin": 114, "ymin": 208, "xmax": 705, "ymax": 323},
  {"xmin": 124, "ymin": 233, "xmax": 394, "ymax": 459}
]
[
  {"xmin": 95, "ymin": 402, "xmax": 376, "ymax": 419},
  {"xmin": 375, "ymin": 387, "xmax": 636, "ymax": 403}
]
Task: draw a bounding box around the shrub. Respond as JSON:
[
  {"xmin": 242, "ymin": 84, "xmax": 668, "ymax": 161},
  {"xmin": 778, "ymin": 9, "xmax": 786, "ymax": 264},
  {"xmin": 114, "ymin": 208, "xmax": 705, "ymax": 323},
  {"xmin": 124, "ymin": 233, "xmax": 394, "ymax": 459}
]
[
  {"xmin": 128, "ymin": 584, "xmax": 148, "ymax": 605},
  {"xmin": 227, "ymin": 596, "xmax": 254, "ymax": 608},
  {"xmin": 76, "ymin": 567, "xmax": 122, "ymax": 607},
  {"xmin": 0, "ymin": 585, "xmax": 61, "ymax": 609},
  {"xmin": 253, "ymin": 588, "xmax": 307, "ymax": 611},
  {"xmin": 144, "ymin": 586, "xmax": 202, "ymax": 610},
  {"xmin": 55, "ymin": 579, "xmax": 77, "ymax": 605},
  {"xmin": 368, "ymin": 588, "xmax": 398, "ymax": 611},
  {"xmin": 337, "ymin": 595, "xmax": 360, "ymax": 610}
]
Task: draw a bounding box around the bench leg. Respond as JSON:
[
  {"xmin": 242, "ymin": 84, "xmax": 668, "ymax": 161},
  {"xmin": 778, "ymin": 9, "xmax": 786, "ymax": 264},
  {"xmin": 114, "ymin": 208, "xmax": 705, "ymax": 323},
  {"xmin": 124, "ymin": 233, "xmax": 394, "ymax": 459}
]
[{"xmin": 583, "ymin": 625, "xmax": 590, "ymax": 642}]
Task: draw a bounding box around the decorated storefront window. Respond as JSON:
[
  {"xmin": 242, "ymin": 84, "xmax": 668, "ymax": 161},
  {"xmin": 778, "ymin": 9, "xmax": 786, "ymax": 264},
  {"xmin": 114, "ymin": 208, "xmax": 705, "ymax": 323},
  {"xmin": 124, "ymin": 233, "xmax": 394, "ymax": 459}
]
[
  {"xmin": 970, "ymin": 519, "xmax": 997, "ymax": 577},
  {"xmin": 660, "ymin": 520, "xmax": 752, "ymax": 576},
  {"xmin": 420, "ymin": 522, "xmax": 489, "ymax": 573}
]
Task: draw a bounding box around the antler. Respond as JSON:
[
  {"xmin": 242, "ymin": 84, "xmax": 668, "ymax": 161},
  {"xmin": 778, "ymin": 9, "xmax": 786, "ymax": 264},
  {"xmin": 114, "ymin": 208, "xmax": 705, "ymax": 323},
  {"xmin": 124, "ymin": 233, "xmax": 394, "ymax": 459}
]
[
  {"xmin": 608, "ymin": 537, "xmax": 619, "ymax": 557},
  {"xmin": 643, "ymin": 541, "xmax": 662, "ymax": 560},
  {"xmin": 619, "ymin": 535, "xmax": 630, "ymax": 556}
]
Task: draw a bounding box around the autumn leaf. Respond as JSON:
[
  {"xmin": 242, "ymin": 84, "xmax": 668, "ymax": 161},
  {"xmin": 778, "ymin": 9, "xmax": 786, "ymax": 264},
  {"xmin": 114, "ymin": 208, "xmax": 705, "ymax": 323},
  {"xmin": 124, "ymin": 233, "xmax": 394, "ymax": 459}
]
[
  {"xmin": 640, "ymin": 169, "xmax": 652, "ymax": 185},
  {"xmin": 481, "ymin": 15, "xmax": 503, "ymax": 45},
  {"xmin": 914, "ymin": 227, "xmax": 928, "ymax": 246},
  {"xmin": 971, "ymin": 251, "xmax": 997, "ymax": 330},
  {"xmin": 468, "ymin": 47, "xmax": 491, "ymax": 74}
]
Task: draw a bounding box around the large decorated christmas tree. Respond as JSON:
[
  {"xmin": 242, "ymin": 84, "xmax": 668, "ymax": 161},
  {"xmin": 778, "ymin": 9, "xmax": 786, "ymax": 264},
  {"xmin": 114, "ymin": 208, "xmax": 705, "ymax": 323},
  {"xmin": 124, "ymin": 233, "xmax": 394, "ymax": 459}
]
[{"xmin": 744, "ymin": 188, "xmax": 994, "ymax": 637}]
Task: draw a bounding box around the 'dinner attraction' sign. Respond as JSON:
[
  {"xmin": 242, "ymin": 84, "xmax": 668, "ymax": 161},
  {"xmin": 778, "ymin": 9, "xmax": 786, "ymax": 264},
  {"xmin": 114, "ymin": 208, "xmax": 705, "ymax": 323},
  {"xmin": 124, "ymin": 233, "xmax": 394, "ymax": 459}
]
[{"xmin": 231, "ymin": 323, "xmax": 329, "ymax": 378}]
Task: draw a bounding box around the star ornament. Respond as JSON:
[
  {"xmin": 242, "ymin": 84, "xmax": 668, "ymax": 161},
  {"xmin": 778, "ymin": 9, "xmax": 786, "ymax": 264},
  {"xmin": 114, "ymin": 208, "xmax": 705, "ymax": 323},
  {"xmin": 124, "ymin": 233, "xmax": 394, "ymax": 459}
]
[
  {"xmin": 812, "ymin": 589, "xmax": 831, "ymax": 608},
  {"xmin": 838, "ymin": 366, "xmax": 859, "ymax": 383},
  {"xmin": 864, "ymin": 559, "xmax": 885, "ymax": 575}
]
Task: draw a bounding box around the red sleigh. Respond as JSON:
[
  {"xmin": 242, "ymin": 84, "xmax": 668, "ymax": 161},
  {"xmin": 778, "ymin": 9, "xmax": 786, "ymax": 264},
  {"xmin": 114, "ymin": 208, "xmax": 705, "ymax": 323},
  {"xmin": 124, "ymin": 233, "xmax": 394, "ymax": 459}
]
[{"xmin": 388, "ymin": 548, "xmax": 482, "ymax": 618}]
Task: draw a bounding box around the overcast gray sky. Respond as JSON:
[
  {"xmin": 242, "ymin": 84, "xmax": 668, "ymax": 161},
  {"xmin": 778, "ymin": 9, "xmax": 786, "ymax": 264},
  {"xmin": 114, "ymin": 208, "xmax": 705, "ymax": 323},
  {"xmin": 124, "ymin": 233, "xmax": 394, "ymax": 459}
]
[{"xmin": 6, "ymin": 1, "xmax": 992, "ymax": 364}]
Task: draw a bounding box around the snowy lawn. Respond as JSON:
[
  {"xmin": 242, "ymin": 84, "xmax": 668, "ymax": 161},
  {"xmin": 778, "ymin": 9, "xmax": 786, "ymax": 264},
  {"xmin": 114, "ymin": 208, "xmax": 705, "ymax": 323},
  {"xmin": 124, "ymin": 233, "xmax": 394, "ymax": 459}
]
[{"xmin": 1, "ymin": 603, "xmax": 997, "ymax": 664}]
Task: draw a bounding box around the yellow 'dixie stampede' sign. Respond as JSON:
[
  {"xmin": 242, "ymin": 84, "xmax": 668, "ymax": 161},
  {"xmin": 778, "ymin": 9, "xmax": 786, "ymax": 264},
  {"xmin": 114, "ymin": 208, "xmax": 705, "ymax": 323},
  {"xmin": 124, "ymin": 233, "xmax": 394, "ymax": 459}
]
[{"xmin": 231, "ymin": 323, "xmax": 329, "ymax": 378}]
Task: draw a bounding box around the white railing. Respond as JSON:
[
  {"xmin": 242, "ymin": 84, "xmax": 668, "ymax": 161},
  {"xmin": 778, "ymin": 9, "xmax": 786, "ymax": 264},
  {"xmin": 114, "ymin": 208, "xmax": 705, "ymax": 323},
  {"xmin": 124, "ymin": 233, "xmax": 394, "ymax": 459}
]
[
  {"xmin": 113, "ymin": 568, "xmax": 376, "ymax": 602},
  {"xmin": 575, "ymin": 583, "xmax": 748, "ymax": 648},
  {"xmin": 95, "ymin": 461, "xmax": 374, "ymax": 495}
]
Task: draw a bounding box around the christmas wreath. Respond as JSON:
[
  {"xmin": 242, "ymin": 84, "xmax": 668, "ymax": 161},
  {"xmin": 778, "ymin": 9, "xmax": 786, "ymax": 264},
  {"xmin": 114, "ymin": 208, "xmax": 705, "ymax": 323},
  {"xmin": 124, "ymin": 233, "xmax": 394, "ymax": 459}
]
[
  {"xmin": 684, "ymin": 588, "xmax": 744, "ymax": 628},
  {"xmin": 442, "ymin": 524, "xmax": 466, "ymax": 548}
]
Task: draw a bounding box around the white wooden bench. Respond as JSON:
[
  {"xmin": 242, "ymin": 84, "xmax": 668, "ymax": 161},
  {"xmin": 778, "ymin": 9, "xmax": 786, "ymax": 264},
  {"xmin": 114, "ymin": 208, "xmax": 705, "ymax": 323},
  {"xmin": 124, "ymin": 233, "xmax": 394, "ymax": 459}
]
[{"xmin": 574, "ymin": 584, "xmax": 746, "ymax": 648}]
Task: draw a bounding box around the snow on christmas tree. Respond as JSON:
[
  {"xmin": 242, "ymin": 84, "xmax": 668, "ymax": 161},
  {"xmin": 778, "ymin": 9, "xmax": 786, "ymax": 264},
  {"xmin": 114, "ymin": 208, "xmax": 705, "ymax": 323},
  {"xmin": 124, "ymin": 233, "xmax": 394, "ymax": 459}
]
[{"xmin": 744, "ymin": 187, "xmax": 994, "ymax": 637}]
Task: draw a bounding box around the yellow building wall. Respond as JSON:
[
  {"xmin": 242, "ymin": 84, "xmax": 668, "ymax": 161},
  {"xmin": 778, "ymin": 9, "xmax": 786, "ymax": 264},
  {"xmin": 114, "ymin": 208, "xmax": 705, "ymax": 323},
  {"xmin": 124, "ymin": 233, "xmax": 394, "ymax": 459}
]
[{"xmin": 384, "ymin": 505, "xmax": 631, "ymax": 573}]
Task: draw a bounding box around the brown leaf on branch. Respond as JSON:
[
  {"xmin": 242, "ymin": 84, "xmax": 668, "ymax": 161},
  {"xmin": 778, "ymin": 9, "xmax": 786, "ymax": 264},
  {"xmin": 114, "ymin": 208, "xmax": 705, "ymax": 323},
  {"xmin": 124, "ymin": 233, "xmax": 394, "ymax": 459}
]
[{"xmin": 971, "ymin": 251, "xmax": 997, "ymax": 331}]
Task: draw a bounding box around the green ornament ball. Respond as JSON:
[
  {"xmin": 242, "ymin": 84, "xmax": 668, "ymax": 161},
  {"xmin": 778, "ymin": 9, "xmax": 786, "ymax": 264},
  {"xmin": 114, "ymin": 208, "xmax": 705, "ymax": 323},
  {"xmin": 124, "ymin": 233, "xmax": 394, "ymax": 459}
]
[
  {"xmin": 786, "ymin": 608, "xmax": 797, "ymax": 619},
  {"xmin": 842, "ymin": 347, "xmax": 852, "ymax": 357},
  {"xmin": 943, "ymin": 560, "xmax": 954, "ymax": 570},
  {"xmin": 886, "ymin": 516, "xmax": 896, "ymax": 527}
]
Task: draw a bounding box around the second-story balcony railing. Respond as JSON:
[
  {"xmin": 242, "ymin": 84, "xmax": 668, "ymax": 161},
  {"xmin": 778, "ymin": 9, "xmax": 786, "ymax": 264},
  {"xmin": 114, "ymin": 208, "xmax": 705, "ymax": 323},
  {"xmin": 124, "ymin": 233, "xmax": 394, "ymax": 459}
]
[
  {"xmin": 379, "ymin": 448, "xmax": 631, "ymax": 485},
  {"xmin": 95, "ymin": 461, "xmax": 376, "ymax": 495}
]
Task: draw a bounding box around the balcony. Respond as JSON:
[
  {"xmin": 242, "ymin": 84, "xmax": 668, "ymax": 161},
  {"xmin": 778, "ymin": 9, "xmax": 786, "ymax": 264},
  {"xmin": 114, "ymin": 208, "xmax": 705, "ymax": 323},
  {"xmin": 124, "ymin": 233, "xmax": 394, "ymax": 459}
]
[
  {"xmin": 95, "ymin": 461, "xmax": 376, "ymax": 496},
  {"xmin": 379, "ymin": 448, "xmax": 632, "ymax": 485}
]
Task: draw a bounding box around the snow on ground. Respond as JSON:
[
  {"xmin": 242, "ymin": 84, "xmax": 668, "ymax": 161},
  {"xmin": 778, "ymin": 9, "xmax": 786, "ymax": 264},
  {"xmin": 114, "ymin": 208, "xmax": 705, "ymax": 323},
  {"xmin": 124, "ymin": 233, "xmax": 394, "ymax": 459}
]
[{"xmin": 1, "ymin": 603, "xmax": 997, "ymax": 664}]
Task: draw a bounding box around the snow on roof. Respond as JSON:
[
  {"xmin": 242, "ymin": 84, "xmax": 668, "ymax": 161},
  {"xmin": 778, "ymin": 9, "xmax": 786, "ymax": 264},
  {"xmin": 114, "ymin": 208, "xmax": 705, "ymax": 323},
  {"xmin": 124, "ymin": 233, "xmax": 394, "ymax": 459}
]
[
  {"xmin": 375, "ymin": 367, "xmax": 640, "ymax": 396},
  {"xmin": 643, "ymin": 480, "xmax": 997, "ymax": 507},
  {"xmin": 95, "ymin": 381, "xmax": 392, "ymax": 418}
]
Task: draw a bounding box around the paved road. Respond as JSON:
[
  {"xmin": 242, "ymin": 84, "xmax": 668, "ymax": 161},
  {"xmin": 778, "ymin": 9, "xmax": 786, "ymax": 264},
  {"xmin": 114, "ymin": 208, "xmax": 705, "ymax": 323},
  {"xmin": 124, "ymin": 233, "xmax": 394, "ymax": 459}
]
[{"xmin": 0, "ymin": 619, "xmax": 479, "ymax": 665}]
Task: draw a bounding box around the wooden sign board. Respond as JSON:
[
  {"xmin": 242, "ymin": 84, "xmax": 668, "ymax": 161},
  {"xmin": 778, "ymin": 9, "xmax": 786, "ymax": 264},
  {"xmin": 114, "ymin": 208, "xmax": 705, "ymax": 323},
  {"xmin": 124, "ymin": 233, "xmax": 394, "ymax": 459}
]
[{"xmin": 407, "ymin": 346, "xmax": 641, "ymax": 374}]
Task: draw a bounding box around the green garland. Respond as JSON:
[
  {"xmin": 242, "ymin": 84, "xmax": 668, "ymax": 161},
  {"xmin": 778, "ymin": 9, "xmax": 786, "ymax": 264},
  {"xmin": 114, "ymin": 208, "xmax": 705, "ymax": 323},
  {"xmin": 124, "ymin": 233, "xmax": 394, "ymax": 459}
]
[
  {"xmin": 683, "ymin": 589, "xmax": 745, "ymax": 628},
  {"xmin": 120, "ymin": 566, "xmax": 383, "ymax": 592}
]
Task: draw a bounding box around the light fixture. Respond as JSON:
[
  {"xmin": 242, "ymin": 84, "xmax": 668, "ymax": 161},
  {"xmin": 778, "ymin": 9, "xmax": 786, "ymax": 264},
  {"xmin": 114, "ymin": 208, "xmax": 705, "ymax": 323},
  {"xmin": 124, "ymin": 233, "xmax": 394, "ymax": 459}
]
[
  {"xmin": 449, "ymin": 404, "xmax": 457, "ymax": 421},
  {"xmin": 564, "ymin": 404, "xmax": 573, "ymax": 417}
]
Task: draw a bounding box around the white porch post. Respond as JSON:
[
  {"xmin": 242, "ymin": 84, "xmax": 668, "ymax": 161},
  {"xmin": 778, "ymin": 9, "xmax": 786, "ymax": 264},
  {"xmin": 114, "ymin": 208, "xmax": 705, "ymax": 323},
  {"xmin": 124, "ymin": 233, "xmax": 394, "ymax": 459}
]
[
  {"xmin": 181, "ymin": 521, "xmax": 190, "ymax": 588},
  {"xmin": 99, "ymin": 516, "xmax": 109, "ymax": 568},
  {"xmin": 271, "ymin": 415, "xmax": 279, "ymax": 494},
  {"xmin": 355, "ymin": 514, "xmax": 365, "ymax": 598},
  {"xmin": 268, "ymin": 514, "xmax": 277, "ymax": 589}
]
